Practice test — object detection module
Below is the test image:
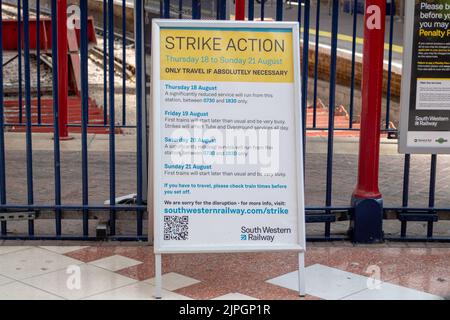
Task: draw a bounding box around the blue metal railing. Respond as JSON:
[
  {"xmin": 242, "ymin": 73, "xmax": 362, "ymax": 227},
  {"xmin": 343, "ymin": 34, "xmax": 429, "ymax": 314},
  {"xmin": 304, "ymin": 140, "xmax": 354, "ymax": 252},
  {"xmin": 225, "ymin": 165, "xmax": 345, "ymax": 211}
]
[
  {"xmin": 325, "ymin": 0, "xmax": 338, "ymax": 237},
  {"xmin": 0, "ymin": 0, "xmax": 449, "ymax": 242},
  {"xmin": 108, "ymin": 0, "xmax": 117, "ymax": 235},
  {"xmin": 348, "ymin": 0, "xmax": 358, "ymax": 128},
  {"xmin": 0, "ymin": 0, "xmax": 147, "ymax": 241},
  {"xmin": 141, "ymin": 0, "xmax": 450, "ymax": 243},
  {"xmin": 312, "ymin": 0, "xmax": 320, "ymax": 128},
  {"xmin": 103, "ymin": 0, "xmax": 108, "ymax": 124},
  {"xmin": 17, "ymin": 0, "xmax": 22, "ymax": 124},
  {"xmin": 385, "ymin": 0, "xmax": 395, "ymax": 131},
  {"xmin": 80, "ymin": 0, "xmax": 89, "ymax": 236},
  {"xmin": 23, "ymin": 0, "xmax": 34, "ymax": 236},
  {"xmin": 36, "ymin": 0, "xmax": 41, "ymax": 124},
  {"xmin": 122, "ymin": 0, "xmax": 126, "ymax": 126},
  {"xmin": 135, "ymin": 0, "xmax": 144, "ymax": 236},
  {"xmin": 51, "ymin": 0, "xmax": 62, "ymax": 236},
  {"xmin": 0, "ymin": 0, "xmax": 6, "ymax": 236}
]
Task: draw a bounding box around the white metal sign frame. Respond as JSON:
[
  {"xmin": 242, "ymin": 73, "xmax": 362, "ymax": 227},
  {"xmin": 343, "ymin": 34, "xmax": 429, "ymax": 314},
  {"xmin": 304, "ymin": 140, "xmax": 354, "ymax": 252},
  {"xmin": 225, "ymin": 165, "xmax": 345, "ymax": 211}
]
[{"xmin": 150, "ymin": 19, "xmax": 306, "ymax": 298}]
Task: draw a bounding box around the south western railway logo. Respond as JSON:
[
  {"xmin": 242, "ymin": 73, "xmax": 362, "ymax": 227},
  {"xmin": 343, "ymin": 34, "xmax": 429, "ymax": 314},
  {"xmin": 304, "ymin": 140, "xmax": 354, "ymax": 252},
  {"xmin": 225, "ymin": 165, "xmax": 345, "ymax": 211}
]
[{"xmin": 240, "ymin": 226, "xmax": 292, "ymax": 242}]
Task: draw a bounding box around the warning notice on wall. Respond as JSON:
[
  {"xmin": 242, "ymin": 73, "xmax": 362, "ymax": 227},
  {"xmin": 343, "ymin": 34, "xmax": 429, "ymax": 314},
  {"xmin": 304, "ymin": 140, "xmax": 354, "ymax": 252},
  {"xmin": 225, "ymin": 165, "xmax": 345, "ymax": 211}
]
[{"xmin": 400, "ymin": 0, "xmax": 450, "ymax": 153}]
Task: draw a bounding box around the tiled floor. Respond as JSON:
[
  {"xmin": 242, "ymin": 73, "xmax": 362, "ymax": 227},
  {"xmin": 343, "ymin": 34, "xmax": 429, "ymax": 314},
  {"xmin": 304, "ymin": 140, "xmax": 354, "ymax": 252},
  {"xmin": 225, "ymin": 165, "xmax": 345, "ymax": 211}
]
[
  {"xmin": 88, "ymin": 255, "xmax": 142, "ymax": 272},
  {"xmin": 267, "ymin": 264, "xmax": 442, "ymax": 300},
  {"xmin": 0, "ymin": 245, "xmax": 448, "ymax": 300},
  {"xmin": 145, "ymin": 272, "xmax": 201, "ymax": 291},
  {"xmin": 0, "ymin": 247, "xmax": 82, "ymax": 280}
]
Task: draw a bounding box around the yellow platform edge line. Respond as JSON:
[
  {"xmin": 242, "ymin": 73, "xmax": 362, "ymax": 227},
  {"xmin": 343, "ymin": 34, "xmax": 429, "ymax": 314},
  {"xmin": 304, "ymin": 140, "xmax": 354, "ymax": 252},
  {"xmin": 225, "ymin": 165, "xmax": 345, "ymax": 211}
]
[{"xmin": 301, "ymin": 27, "xmax": 403, "ymax": 54}]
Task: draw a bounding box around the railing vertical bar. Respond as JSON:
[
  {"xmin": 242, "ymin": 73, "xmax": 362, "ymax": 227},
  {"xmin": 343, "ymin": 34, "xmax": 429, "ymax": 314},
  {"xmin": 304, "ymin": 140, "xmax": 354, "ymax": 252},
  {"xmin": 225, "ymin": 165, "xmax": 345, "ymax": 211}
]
[
  {"xmin": 312, "ymin": 0, "xmax": 320, "ymax": 128},
  {"xmin": 427, "ymin": 221, "xmax": 434, "ymax": 239},
  {"xmin": 108, "ymin": 0, "xmax": 116, "ymax": 235},
  {"xmin": 51, "ymin": 0, "xmax": 62, "ymax": 236},
  {"xmin": 349, "ymin": 0, "xmax": 358, "ymax": 128},
  {"xmin": 402, "ymin": 154, "xmax": 411, "ymax": 207},
  {"xmin": 192, "ymin": 0, "xmax": 200, "ymax": 19},
  {"xmin": 36, "ymin": 0, "xmax": 41, "ymax": 124},
  {"xmin": 163, "ymin": 0, "xmax": 170, "ymax": 18},
  {"xmin": 297, "ymin": 0, "xmax": 302, "ymax": 42},
  {"xmin": 218, "ymin": 0, "xmax": 226, "ymax": 20},
  {"xmin": 385, "ymin": 0, "xmax": 395, "ymax": 130},
  {"xmin": 18, "ymin": 0, "xmax": 23, "ymax": 124},
  {"xmin": 276, "ymin": 0, "xmax": 283, "ymax": 21},
  {"xmin": 0, "ymin": 0, "xmax": 7, "ymax": 236},
  {"xmin": 222, "ymin": 0, "xmax": 227, "ymax": 20},
  {"xmin": 179, "ymin": 0, "xmax": 183, "ymax": 19},
  {"xmin": 135, "ymin": 0, "xmax": 144, "ymax": 236},
  {"xmin": 400, "ymin": 222, "xmax": 407, "ymax": 238},
  {"xmin": 122, "ymin": 0, "xmax": 126, "ymax": 126},
  {"xmin": 23, "ymin": 0, "xmax": 34, "ymax": 236},
  {"xmin": 401, "ymin": 154, "xmax": 411, "ymax": 237},
  {"xmin": 325, "ymin": 222, "xmax": 331, "ymax": 238},
  {"xmin": 80, "ymin": 0, "xmax": 89, "ymax": 236},
  {"xmin": 429, "ymin": 155, "xmax": 437, "ymax": 208},
  {"xmin": 216, "ymin": 0, "xmax": 220, "ymax": 20},
  {"xmin": 260, "ymin": 0, "xmax": 265, "ymax": 21},
  {"xmin": 141, "ymin": 1, "xmax": 148, "ymax": 238},
  {"xmin": 325, "ymin": 0, "xmax": 339, "ymax": 209},
  {"xmin": 428, "ymin": 154, "xmax": 437, "ymax": 238},
  {"xmin": 103, "ymin": 0, "xmax": 108, "ymax": 124},
  {"xmin": 301, "ymin": 0, "xmax": 310, "ymax": 162},
  {"xmin": 248, "ymin": 0, "xmax": 254, "ymax": 21}
]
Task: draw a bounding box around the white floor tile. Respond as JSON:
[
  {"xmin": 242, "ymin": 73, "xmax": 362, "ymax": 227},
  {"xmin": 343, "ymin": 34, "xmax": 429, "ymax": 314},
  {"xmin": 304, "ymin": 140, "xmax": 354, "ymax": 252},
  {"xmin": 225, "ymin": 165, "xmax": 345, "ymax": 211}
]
[
  {"xmin": 39, "ymin": 246, "xmax": 88, "ymax": 254},
  {"xmin": 146, "ymin": 272, "xmax": 201, "ymax": 291},
  {"xmin": 84, "ymin": 282, "xmax": 193, "ymax": 300},
  {"xmin": 23, "ymin": 264, "xmax": 137, "ymax": 300},
  {"xmin": 0, "ymin": 281, "xmax": 62, "ymax": 300},
  {"xmin": 267, "ymin": 264, "xmax": 370, "ymax": 300},
  {"xmin": 344, "ymin": 283, "xmax": 443, "ymax": 300},
  {"xmin": 0, "ymin": 274, "xmax": 13, "ymax": 286},
  {"xmin": 212, "ymin": 293, "xmax": 258, "ymax": 300},
  {"xmin": 89, "ymin": 255, "xmax": 142, "ymax": 272},
  {"xmin": 0, "ymin": 246, "xmax": 30, "ymax": 255},
  {"xmin": 0, "ymin": 247, "xmax": 83, "ymax": 280}
]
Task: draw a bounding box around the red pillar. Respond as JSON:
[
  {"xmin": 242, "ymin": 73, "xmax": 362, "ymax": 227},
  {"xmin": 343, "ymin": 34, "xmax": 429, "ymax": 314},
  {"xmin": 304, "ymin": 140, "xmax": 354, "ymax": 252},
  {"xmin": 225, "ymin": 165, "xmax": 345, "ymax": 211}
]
[
  {"xmin": 352, "ymin": 0, "xmax": 386, "ymax": 200},
  {"xmin": 235, "ymin": 0, "xmax": 245, "ymax": 21},
  {"xmin": 57, "ymin": 0, "xmax": 70, "ymax": 139}
]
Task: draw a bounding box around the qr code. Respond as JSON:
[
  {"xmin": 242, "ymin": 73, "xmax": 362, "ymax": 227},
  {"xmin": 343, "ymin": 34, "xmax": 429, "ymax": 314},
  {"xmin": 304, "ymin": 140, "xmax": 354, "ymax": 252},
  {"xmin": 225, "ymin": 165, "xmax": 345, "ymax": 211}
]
[{"xmin": 164, "ymin": 216, "xmax": 189, "ymax": 241}]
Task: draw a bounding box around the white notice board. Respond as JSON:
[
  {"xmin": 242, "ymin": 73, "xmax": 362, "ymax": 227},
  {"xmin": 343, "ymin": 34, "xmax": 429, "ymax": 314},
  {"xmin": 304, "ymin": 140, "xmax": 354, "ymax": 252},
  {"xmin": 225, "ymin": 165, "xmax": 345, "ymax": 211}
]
[
  {"xmin": 399, "ymin": 0, "xmax": 450, "ymax": 154},
  {"xmin": 150, "ymin": 19, "xmax": 306, "ymax": 298}
]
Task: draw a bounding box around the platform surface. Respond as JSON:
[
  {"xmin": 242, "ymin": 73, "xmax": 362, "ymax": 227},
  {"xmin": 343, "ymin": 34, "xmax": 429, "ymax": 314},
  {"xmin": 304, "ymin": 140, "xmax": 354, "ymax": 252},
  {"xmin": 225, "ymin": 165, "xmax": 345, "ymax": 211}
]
[{"xmin": 0, "ymin": 244, "xmax": 448, "ymax": 300}]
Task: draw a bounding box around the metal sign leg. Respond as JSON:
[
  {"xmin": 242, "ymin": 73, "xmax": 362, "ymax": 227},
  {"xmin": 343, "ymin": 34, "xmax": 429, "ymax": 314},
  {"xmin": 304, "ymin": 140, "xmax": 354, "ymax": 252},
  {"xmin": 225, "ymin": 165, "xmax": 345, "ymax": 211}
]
[
  {"xmin": 154, "ymin": 254, "xmax": 162, "ymax": 299},
  {"xmin": 298, "ymin": 251, "xmax": 306, "ymax": 297}
]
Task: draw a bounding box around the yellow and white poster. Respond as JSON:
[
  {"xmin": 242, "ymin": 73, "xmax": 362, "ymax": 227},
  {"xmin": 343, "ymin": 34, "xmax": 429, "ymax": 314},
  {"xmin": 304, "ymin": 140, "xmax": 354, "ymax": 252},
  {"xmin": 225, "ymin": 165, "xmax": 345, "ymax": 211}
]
[{"xmin": 151, "ymin": 20, "xmax": 305, "ymax": 254}]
